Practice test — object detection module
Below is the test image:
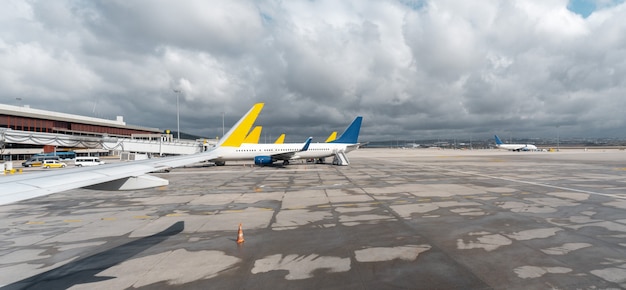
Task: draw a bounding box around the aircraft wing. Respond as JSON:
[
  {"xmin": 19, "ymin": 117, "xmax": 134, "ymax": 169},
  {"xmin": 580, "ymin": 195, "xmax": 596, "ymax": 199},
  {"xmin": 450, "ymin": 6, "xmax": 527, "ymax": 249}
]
[
  {"xmin": 269, "ymin": 137, "xmax": 312, "ymax": 161},
  {"xmin": 0, "ymin": 154, "xmax": 207, "ymax": 205},
  {"xmin": 0, "ymin": 103, "xmax": 264, "ymax": 205}
]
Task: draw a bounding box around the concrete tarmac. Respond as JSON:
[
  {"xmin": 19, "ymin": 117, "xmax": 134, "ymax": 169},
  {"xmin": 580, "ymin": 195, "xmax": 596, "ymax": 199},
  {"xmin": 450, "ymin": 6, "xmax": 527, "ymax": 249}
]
[{"xmin": 1, "ymin": 148, "xmax": 626, "ymax": 289}]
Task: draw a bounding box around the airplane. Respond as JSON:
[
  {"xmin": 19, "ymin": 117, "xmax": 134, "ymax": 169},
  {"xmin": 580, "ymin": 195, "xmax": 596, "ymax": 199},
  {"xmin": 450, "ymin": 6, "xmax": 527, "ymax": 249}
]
[
  {"xmin": 212, "ymin": 136, "xmax": 313, "ymax": 166},
  {"xmin": 0, "ymin": 103, "xmax": 266, "ymax": 206},
  {"xmin": 494, "ymin": 135, "xmax": 538, "ymax": 151},
  {"xmin": 211, "ymin": 116, "xmax": 362, "ymax": 166}
]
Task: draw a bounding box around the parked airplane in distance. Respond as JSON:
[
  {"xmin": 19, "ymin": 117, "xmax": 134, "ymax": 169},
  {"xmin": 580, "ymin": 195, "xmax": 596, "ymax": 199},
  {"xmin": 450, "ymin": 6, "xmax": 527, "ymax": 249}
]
[
  {"xmin": 274, "ymin": 131, "xmax": 336, "ymax": 144},
  {"xmin": 274, "ymin": 134, "xmax": 285, "ymax": 144},
  {"xmin": 494, "ymin": 135, "xmax": 538, "ymax": 151},
  {"xmin": 0, "ymin": 103, "xmax": 265, "ymax": 205},
  {"xmin": 246, "ymin": 127, "xmax": 335, "ymax": 145},
  {"xmin": 243, "ymin": 126, "xmax": 263, "ymax": 143},
  {"xmin": 211, "ymin": 116, "xmax": 362, "ymax": 166},
  {"xmin": 248, "ymin": 129, "xmax": 286, "ymax": 144},
  {"xmin": 324, "ymin": 131, "xmax": 337, "ymax": 142}
]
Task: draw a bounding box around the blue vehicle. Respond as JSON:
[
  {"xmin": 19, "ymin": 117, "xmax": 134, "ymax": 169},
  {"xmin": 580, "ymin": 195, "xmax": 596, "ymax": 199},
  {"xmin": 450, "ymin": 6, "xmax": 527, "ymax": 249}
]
[{"xmin": 35, "ymin": 151, "xmax": 76, "ymax": 160}]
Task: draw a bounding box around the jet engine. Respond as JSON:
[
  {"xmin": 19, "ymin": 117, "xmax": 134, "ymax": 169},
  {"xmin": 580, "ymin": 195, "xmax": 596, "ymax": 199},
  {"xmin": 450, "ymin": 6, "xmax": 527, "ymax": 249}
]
[{"xmin": 254, "ymin": 156, "xmax": 274, "ymax": 165}]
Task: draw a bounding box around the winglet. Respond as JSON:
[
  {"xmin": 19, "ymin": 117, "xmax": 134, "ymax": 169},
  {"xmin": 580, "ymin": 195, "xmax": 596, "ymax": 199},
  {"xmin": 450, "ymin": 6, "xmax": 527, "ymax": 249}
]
[
  {"xmin": 494, "ymin": 135, "xmax": 503, "ymax": 145},
  {"xmin": 300, "ymin": 137, "xmax": 313, "ymax": 151},
  {"xmin": 324, "ymin": 131, "xmax": 337, "ymax": 143},
  {"xmin": 244, "ymin": 126, "xmax": 262, "ymax": 143},
  {"xmin": 329, "ymin": 116, "xmax": 362, "ymax": 144},
  {"xmin": 218, "ymin": 103, "xmax": 264, "ymax": 147}
]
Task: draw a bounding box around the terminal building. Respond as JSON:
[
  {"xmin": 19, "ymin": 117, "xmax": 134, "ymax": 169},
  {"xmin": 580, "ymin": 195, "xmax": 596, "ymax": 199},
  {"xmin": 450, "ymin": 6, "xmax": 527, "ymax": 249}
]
[
  {"xmin": 0, "ymin": 103, "xmax": 165, "ymax": 160},
  {"xmin": 0, "ymin": 104, "xmax": 161, "ymax": 136}
]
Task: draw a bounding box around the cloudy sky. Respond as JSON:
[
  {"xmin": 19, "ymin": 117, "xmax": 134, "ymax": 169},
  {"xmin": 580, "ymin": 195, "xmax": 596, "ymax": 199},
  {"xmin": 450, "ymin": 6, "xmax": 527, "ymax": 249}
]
[{"xmin": 1, "ymin": 0, "xmax": 625, "ymax": 142}]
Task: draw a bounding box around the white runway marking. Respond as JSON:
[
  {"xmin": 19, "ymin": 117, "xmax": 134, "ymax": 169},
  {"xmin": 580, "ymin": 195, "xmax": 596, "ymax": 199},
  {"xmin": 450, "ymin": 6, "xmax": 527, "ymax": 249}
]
[
  {"xmin": 514, "ymin": 266, "xmax": 572, "ymax": 279},
  {"xmin": 251, "ymin": 254, "xmax": 350, "ymax": 280},
  {"xmin": 354, "ymin": 245, "xmax": 431, "ymax": 262}
]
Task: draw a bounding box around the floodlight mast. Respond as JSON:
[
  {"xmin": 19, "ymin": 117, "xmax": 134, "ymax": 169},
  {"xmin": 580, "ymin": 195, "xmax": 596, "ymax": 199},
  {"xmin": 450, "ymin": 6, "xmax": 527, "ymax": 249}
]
[{"xmin": 173, "ymin": 89, "xmax": 181, "ymax": 140}]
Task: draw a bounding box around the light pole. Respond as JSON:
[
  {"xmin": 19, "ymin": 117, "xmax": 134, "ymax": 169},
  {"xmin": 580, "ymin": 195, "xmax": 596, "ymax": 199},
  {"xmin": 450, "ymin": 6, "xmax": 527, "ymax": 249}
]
[
  {"xmin": 173, "ymin": 89, "xmax": 181, "ymax": 140},
  {"xmin": 221, "ymin": 111, "xmax": 225, "ymax": 137},
  {"xmin": 556, "ymin": 125, "xmax": 560, "ymax": 152}
]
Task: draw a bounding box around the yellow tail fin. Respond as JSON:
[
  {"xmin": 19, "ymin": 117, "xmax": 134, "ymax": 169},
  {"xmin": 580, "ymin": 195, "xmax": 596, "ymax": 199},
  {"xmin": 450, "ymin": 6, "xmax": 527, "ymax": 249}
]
[
  {"xmin": 243, "ymin": 126, "xmax": 262, "ymax": 143},
  {"xmin": 274, "ymin": 134, "xmax": 285, "ymax": 144},
  {"xmin": 218, "ymin": 103, "xmax": 264, "ymax": 147},
  {"xmin": 325, "ymin": 131, "xmax": 337, "ymax": 143}
]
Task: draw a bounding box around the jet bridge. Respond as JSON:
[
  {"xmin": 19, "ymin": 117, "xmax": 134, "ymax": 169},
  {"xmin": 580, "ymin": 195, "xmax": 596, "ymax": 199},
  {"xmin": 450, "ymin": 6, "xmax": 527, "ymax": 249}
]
[{"xmin": 101, "ymin": 137, "xmax": 205, "ymax": 155}]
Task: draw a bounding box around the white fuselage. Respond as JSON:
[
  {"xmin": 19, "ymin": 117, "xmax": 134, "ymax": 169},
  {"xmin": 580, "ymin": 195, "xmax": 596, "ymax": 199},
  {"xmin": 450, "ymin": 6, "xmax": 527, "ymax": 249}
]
[
  {"xmin": 496, "ymin": 143, "xmax": 538, "ymax": 151},
  {"xmin": 212, "ymin": 142, "xmax": 354, "ymax": 162}
]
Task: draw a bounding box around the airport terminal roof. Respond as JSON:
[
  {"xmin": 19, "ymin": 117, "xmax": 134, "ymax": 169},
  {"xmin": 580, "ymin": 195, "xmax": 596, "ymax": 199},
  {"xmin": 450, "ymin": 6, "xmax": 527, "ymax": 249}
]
[{"xmin": 0, "ymin": 103, "xmax": 161, "ymax": 133}]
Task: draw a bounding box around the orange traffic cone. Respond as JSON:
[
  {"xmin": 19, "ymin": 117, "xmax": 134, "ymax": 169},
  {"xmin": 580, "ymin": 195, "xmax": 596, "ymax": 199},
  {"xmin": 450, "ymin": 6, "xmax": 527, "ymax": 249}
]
[{"xmin": 236, "ymin": 223, "xmax": 245, "ymax": 244}]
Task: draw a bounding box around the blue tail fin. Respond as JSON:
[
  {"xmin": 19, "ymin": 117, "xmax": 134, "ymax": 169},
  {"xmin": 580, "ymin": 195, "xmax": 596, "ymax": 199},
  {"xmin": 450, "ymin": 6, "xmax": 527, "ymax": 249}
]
[
  {"xmin": 300, "ymin": 137, "xmax": 313, "ymax": 151},
  {"xmin": 330, "ymin": 116, "xmax": 362, "ymax": 144},
  {"xmin": 494, "ymin": 135, "xmax": 503, "ymax": 145}
]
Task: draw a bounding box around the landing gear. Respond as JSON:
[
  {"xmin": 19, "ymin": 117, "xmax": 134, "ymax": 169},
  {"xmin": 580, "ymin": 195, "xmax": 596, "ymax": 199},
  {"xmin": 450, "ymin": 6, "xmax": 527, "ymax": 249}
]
[
  {"xmin": 282, "ymin": 160, "xmax": 290, "ymax": 165},
  {"xmin": 214, "ymin": 161, "xmax": 226, "ymax": 166}
]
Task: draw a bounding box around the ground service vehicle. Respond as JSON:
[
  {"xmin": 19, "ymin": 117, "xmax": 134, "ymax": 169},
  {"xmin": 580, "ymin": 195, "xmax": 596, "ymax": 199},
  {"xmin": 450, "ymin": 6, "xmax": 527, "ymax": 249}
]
[
  {"xmin": 22, "ymin": 156, "xmax": 60, "ymax": 167},
  {"xmin": 43, "ymin": 160, "xmax": 67, "ymax": 169},
  {"xmin": 75, "ymin": 157, "xmax": 105, "ymax": 167}
]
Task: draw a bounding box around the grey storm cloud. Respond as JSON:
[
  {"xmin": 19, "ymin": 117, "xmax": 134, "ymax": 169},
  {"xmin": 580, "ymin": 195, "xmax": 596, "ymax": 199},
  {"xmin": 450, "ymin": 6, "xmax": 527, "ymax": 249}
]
[{"xmin": 1, "ymin": 0, "xmax": 626, "ymax": 142}]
